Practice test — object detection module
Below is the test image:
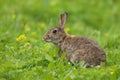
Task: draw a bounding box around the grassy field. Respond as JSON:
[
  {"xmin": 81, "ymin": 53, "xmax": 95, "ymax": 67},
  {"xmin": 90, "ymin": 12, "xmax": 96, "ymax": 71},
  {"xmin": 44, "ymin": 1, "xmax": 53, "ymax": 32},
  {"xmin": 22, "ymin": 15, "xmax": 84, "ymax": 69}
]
[{"xmin": 0, "ymin": 0, "xmax": 120, "ymax": 80}]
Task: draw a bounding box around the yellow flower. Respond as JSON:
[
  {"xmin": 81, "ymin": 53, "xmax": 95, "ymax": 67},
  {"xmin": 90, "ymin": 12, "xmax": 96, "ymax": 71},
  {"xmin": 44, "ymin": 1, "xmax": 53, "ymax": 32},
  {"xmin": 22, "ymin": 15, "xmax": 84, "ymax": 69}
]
[
  {"xmin": 50, "ymin": 0, "xmax": 58, "ymax": 7},
  {"xmin": 100, "ymin": 62, "xmax": 105, "ymax": 66},
  {"xmin": 31, "ymin": 32, "xmax": 36, "ymax": 36},
  {"xmin": 109, "ymin": 69, "xmax": 114, "ymax": 75},
  {"xmin": 65, "ymin": 27, "xmax": 70, "ymax": 32},
  {"xmin": 110, "ymin": 71, "xmax": 114, "ymax": 75},
  {"xmin": 24, "ymin": 41, "xmax": 30, "ymax": 47},
  {"xmin": 12, "ymin": 14, "xmax": 16, "ymax": 19},
  {"xmin": 16, "ymin": 34, "xmax": 26, "ymax": 41},
  {"xmin": 39, "ymin": 22, "xmax": 46, "ymax": 28},
  {"xmin": 25, "ymin": 25, "xmax": 31, "ymax": 32},
  {"xmin": 104, "ymin": 33, "xmax": 109, "ymax": 37}
]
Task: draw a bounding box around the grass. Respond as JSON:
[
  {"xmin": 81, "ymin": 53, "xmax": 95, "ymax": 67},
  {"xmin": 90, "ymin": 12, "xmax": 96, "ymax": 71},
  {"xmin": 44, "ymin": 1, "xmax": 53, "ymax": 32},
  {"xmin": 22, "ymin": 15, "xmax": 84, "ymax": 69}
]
[{"xmin": 0, "ymin": 0, "xmax": 120, "ymax": 80}]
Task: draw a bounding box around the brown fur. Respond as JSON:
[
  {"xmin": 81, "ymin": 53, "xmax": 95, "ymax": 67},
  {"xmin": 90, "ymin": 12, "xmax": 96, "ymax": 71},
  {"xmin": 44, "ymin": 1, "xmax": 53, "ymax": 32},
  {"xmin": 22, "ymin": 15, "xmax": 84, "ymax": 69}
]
[{"xmin": 43, "ymin": 12, "xmax": 106, "ymax": 67}]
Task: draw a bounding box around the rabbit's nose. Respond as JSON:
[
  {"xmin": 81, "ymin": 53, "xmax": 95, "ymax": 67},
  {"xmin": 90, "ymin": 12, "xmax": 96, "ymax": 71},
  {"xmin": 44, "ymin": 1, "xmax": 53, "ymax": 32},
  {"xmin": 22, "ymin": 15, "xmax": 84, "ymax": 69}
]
[
  {"xmin": 43, "ymin": 36, "xmax": 46, "ymax": 40},
  {"xmin": 46, "ymin": 35, "xmax": 49, "ymax": 38},
  {"xmin": 43, "ymin": 35, "xmax": 49, "ymax": 40}
]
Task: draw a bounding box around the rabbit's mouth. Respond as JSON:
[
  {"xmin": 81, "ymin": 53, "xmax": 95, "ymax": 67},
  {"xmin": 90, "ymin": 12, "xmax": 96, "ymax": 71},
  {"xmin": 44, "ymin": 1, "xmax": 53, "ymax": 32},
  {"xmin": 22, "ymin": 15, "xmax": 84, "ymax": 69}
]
[
  {"xmin": 44, "ymin": 39, "xmax": 52, "ymax": 42},
  {"xmin": 43, "ymin": 35, "xmax": 52, "ymax": 42}
]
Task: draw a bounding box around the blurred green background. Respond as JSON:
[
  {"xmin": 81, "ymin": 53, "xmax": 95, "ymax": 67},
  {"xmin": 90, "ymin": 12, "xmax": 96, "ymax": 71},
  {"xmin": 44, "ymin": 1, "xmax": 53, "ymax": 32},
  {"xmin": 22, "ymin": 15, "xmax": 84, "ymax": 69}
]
[{"xmin": 0, "ymin": 0, "xmax": 120, "ymax": 80}]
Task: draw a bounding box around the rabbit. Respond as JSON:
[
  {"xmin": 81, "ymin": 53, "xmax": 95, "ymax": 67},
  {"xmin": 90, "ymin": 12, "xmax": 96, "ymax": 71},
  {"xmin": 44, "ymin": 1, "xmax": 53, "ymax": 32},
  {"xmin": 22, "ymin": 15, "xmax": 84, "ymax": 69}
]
[{"xmin": 43, "ymin": 12, "xmax": 106, "ymax": 67}]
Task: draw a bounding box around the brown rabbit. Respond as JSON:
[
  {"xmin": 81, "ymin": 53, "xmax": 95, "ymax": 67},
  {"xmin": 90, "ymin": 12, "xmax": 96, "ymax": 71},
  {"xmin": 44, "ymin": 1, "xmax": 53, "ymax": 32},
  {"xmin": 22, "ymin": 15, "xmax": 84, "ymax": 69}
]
[{"xmin": 43, "ymin": 12, "xmax": 106, "ymax": 67}]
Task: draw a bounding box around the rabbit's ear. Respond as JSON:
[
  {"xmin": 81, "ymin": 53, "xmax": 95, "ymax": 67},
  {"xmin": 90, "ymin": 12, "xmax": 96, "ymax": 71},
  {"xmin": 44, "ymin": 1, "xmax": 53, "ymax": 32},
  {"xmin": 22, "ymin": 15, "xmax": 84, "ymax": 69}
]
[{"xmin": 59, "ymin": 12, "xmax": 68, "ymax": 28}]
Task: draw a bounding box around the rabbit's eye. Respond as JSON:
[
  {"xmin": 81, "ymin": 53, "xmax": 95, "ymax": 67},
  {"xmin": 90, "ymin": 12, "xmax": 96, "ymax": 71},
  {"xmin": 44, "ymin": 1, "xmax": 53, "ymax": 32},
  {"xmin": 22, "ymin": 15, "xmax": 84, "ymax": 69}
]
[{"xmin": 52, "ymin": 30, "xmax": 57, "ymax": 33}]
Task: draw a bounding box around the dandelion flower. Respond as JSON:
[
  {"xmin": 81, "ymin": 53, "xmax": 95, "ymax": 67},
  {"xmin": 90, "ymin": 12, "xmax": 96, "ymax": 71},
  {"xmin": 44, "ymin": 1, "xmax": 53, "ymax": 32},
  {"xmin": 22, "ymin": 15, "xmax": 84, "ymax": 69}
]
[
  {"xmin": 31, "ymin": 32, "xmax": 36, "ymax": 36},
  {"xmin": 25, "ymin": 25, "xmax": 30, "ymax": 32},
  {"xmin": 24, "ymin": 41, "xmax": 30, "ymax": 47},
  {"xmin": 16, "ymin": 34, "xmax": 26, "ymax": 41},
  {"xmin": 39, "ymin": 22, "xmax": 46, "ymax": 28},
  {"xmin": 12, "ymin": 14, "xmax": 16, "ymax": 19},
  {"xmin": 50, "ymin": 0, "xmax": 58, "ymax": 7},
  {"xmin": 65, "ymin": 27, "xmax": 70, "ymax": 32},
  {"xmin": 109, "ymin": 69, "xmax": 114, "ymax": 75},
  {"xmin": 104, "ymin": 33, "xmax": 109, "ymax": 37},
  {"xmin": 110, "ymin": 71, "xmax": 114, "ymax": 75}
]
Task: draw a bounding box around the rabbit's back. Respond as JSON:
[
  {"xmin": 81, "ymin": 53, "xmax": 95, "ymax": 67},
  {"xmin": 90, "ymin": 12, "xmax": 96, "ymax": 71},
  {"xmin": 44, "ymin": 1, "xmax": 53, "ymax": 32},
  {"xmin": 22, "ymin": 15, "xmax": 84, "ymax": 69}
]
[
  {"xmin": 61, "ymin": 36, "xmax": 100, "ymax": 52},
  {"xmin": 61, "ymin": 36, "xmax": 106, "ymax": 66}
]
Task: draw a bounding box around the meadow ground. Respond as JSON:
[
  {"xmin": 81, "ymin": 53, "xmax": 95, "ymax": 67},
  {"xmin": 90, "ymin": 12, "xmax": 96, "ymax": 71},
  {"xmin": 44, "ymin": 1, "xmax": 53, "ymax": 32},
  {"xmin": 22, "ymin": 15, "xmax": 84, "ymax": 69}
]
[{"xmin": 0, "ymin": 0, "xmax": 120, "ymax": 80}]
